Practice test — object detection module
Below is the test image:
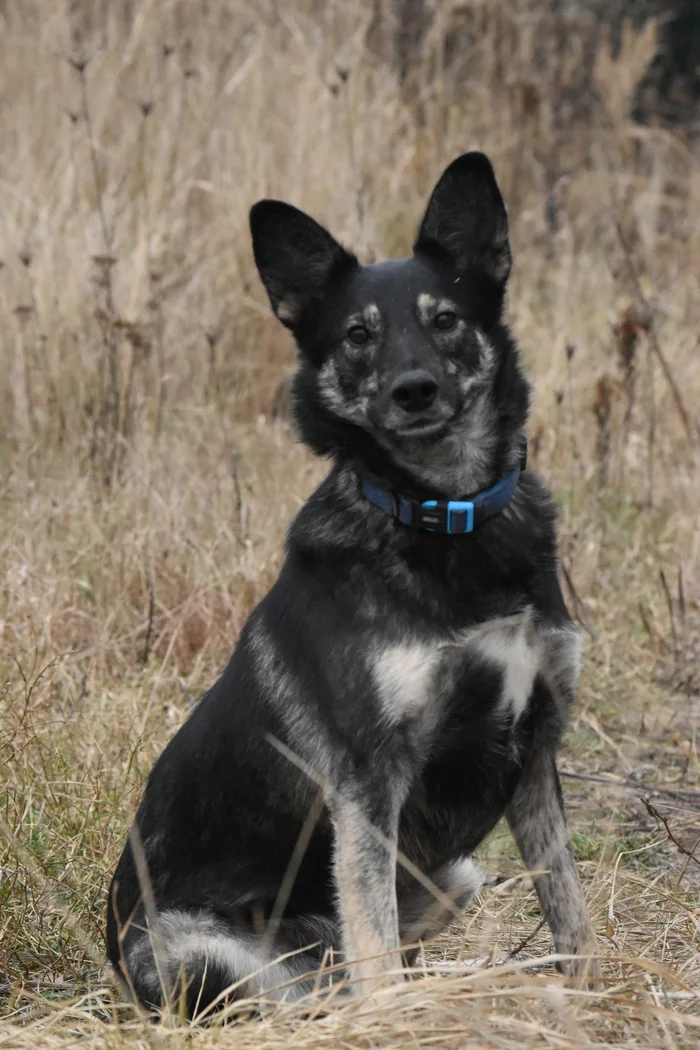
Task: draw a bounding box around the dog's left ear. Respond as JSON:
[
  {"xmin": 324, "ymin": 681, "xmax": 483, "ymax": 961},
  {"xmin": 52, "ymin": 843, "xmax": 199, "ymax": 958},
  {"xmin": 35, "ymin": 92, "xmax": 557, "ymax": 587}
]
[
  {"xmin": 414, "ymin": 152, "xmax": 511, "ymax": 284},
  {"xmin": 250, "ymin": 200, "xmax": 357, "ymax": 329}
]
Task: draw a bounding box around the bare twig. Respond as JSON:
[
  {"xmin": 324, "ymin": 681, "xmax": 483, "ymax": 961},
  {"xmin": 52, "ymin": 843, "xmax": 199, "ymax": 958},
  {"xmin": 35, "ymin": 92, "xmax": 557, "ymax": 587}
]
[
  {"xmin": 560, "ymin": 769, "xmax": 700, "ymax": 804},
  {"xmin": 230, "ymin": 453, "xmax": 246, "ymax": 545},
  {"xmin": 638, "ymin": 602, "xmax": 656, "ymax": 643},
  {"xmin": 560, "ymin": 562, "xmax": 597, "ymax": 640},
  {"xmin": 658, "ymin": 569, "xmax": 679, "ymax": 662},
  {"xmin": 0, "ymin": 980, "xmax": 87, "ymax": 996},
  {"xmin": 645, "ymin": 326, "xmax": 656, "ymax": 508},
  {"xmin": 640, "ymin": 797, "xmax": 700, "ymax": 878},
  {"xmin": 141, "ymin": 580, "xmax": 156, "ymax": 667},
  {"xmin": 70, "ymin": 54, "xmax": 126, "ymax": 487},
  {"xmin": 592, "ymin": 374, "xmax": 613, "ymax": 489},
  {"xmin": 677, "ymin": 565, "xmax": 686, "ymax": 625},
  {"xmin": 71, "ymin": 57, "xmax": 114, "ymax": 306},
  {"xmin": 506, "ymin": 918, "xmax": 546, "ymax": 961},
  {"xmin": 615, "ymin": 222, "xmax": 694, "ymax": 443}
]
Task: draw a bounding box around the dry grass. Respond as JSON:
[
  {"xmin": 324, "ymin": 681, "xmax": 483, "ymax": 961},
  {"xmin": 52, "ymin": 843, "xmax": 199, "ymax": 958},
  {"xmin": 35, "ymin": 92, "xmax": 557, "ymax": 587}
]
[{"xmin": 1, "ymin": 1, "xmax": 699, "ymax": 1046}]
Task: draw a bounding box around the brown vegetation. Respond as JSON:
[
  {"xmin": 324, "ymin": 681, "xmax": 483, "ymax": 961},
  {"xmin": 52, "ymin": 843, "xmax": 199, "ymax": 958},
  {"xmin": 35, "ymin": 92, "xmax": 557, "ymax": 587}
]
[{"xmin": 1, "ymin": 2, "xmax": 699, "ymax": 1046}]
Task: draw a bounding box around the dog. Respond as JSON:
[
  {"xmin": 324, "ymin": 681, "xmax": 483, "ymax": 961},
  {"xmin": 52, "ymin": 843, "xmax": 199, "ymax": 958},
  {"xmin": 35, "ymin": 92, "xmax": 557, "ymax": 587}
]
[{"xmin": 106, "ymin": 151, "xmax": 599, "ymax": 1016}]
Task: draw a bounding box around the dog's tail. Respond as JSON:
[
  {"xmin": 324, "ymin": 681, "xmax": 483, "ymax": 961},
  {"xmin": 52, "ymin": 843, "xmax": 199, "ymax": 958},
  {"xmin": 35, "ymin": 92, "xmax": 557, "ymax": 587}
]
[
  {"xmin": 118, "ymin": 908, "xmax": 336, "ymax": 1016},
  {"xmin": 400, "ymin": 857, "xmax": 483, "ymax": 945}
]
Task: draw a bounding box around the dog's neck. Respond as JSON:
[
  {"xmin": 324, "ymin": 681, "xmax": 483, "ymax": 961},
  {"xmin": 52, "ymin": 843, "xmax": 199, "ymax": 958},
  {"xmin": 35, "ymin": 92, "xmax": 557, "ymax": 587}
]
[{"xmin": 352, "ymin": 430, "xmax": 525, "ymax": 503}]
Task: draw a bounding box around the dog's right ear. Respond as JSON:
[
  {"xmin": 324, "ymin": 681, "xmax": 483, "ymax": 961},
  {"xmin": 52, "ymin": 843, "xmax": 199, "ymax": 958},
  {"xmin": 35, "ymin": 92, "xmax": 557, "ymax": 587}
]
[
  {"xmin": 414, "ymin": 152, "xmax": 511, "ymax": 285},
  {"xmin": 250, "ymin": 201, "xmax": 357, "ymax": 329}
]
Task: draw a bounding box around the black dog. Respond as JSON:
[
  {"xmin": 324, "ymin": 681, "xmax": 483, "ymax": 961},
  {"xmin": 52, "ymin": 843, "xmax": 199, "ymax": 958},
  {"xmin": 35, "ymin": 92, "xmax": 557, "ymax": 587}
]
[{"xmin": 106, "ymin": 152, "xmax": 598, "ymax": 1016}]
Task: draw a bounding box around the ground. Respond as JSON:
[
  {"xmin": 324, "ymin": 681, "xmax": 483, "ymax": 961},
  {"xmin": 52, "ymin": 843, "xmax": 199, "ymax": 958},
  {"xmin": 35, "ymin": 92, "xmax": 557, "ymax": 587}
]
[{"xmin": 1, "ymin": 2, "xmax": 699, "ymax": 1047}]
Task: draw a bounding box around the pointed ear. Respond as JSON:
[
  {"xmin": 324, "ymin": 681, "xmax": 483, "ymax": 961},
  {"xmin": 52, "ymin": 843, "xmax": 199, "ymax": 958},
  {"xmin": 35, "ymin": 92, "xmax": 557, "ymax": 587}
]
[
  {"xmin": 413, "ymin": 152, "xmax": 511, "ymax": 284},
  {"xmin": 249, "ymin": 201, "xmax": 357, "ymax": 328}
]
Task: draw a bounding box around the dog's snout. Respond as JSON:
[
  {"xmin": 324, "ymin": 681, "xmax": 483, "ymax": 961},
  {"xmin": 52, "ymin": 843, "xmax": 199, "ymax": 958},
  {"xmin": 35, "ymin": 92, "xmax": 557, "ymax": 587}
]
[{"xmin": 390, "ymin": 370, "xmax": 439, "ymax": 413}]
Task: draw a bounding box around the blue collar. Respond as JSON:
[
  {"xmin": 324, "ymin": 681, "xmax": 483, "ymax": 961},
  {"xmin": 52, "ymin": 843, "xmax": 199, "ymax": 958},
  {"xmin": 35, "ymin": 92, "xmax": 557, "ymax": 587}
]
[{"xmin": 358, "ymin": 446, "xmax": 526, "ymax": 536}]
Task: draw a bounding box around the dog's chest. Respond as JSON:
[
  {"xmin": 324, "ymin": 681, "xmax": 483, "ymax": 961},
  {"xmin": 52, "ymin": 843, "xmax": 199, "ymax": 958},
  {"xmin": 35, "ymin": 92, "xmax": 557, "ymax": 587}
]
[
  {"xmin": 371, "ymin": 616, "xmax": 547, "ymax": 867},
  {"xmin": 369, "ymin": 615, "xmax": 541, "ymax": 739}
]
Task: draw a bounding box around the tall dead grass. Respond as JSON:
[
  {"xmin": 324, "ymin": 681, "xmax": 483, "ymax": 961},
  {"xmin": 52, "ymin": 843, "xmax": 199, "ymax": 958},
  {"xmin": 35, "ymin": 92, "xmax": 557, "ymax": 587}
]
[{"xmin": 1, "ymin": 2, "xmax": 699, "ymax": 1047}]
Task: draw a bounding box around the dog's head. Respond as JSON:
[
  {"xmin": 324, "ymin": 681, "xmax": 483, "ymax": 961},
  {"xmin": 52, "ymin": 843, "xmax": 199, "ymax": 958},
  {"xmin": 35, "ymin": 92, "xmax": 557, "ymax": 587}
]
[{"xmin": 250, "ymin": 152, "xmax": 529, "ymax": 494}]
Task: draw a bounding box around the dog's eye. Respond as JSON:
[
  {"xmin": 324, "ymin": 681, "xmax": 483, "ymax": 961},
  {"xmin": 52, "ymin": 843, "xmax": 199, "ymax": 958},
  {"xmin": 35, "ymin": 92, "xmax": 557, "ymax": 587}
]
[
  {"xmin": 434, "ymin": 311, "xmax": 457, "ymax": 331},
  {"xmin": 347, "ymin": 325, "xmax": 370, "ymax": 346}
]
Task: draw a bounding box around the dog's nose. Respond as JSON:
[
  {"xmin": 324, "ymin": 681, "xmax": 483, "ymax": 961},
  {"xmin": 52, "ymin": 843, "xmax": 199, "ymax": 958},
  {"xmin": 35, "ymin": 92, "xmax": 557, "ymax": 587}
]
[{"xmin": 389, "ymin": 370, "xmax": 439, "ymax": 413}]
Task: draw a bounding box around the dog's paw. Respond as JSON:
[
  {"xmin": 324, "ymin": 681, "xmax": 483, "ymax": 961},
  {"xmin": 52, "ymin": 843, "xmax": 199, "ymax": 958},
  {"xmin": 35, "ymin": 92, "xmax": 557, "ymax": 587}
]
[{"xmin": 556, "ymin": 940, "xmax": 602, "ymax": 989}]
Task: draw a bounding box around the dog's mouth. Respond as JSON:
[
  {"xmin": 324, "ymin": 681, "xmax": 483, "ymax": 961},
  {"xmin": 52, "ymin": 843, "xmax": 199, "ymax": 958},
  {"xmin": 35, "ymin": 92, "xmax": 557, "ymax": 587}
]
[
  {"xmin": 368, "ymin": 393, "xmax": 464, "ymax": 444},
  {"xmin": 387, "ymin": 418, "xmax": 450, "ymax": 440},
  {"xmin": 372, "ymin": 402, "xmax": 461, "ymax": 442},
  {"xmin": 380, "ymin": 386, "xmax": 488, "ymax": 442}
]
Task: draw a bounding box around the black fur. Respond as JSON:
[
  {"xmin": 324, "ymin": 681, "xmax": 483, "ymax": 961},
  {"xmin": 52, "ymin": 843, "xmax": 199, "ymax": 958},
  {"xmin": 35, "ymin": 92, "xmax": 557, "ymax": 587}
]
[{"xmin": 106, "ymin": 152, "xmax": 597, "ymax": 1016}]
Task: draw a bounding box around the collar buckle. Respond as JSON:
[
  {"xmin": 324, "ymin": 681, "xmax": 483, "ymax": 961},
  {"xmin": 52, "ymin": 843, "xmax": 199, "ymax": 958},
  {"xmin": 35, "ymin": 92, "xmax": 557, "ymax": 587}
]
[
  {"xmin": 358, "ymin": 442, "xmax": 525, "ymax": 536},
  {"xmin": 418, "ymin": 499, "xmax": 475, "ymax": 534}
]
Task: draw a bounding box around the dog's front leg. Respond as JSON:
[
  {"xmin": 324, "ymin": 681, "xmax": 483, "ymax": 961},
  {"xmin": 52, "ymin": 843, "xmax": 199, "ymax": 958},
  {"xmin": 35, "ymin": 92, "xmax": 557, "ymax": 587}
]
[
  {"xmin": 330, "ymin": 790, "xmax": 403, "ymax": 995},
  {"xmin": 507, "ymin": 750, "xmax": 600, "ymax": 982}
]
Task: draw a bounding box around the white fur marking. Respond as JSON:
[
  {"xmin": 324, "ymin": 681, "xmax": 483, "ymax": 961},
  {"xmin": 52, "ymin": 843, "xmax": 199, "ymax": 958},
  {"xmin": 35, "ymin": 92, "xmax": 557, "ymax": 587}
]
[
  {"xmin": 128, "ymin": 908, "xmax": 317, "ymax": 1003},
  {"xmin": 442, "ymin": 857, "xmax": 485, "ymax": 903},
  {"xmin": 363, "ymin": 303, "xmax": 382, "ymax": 330},
  {"xmin": 416, "ymin": 293, "xmax": 437, "ymax": 323},
  {"xmin": 541, "ymin": 625, "xmax": 582, "ymax": 702},
  {"xmin": 371, "ymin": 642, "xmax": 440, "ymax": 725},
  {"xmin": 475, "ymin": 328, "xmax": 496, "ymax": 368},
  {"xmin": 416, "ymin": 294, "xmax": 462, "ymax": 325},
  {"xmin": 470, "ymin": 618, "xmax": 540, "ymax": 721},
  {"xmin": 276, "ymin": 296, "xmax": 299, "ymax": 323},
  {"xmin": 563, "ymin": 628, "xmax": 583, "ymax": 682}
]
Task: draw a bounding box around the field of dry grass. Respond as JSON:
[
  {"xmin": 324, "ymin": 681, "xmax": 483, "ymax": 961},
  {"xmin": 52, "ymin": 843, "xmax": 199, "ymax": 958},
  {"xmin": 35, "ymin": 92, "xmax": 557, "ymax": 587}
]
[{"xmin": 1, "ymin": 1, "xmax": 699, "ymax": 1047}]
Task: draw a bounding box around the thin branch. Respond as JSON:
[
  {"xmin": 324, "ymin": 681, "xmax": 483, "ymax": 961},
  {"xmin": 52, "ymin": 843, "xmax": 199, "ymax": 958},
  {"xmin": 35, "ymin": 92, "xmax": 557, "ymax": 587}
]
[
  {"xmin": 659, "ymin": 569, "xmax": 679, "ymax": 661},
  {"xmin": 614, "ymin": 222, "xmax": 694, "ymax": 442},
  {"xmin": 560, "ymin": 768, "xmax": 700, "ymax": 804},
  {"xmin": 640, "ymin": 797, "xmax": 700, "ymax": 878},
  {"xmin": 140, "ymin": 580, "xmax": 155, "ymax": 667},
  {"xmin": 560, "ymin": 562, "xmax": 597, "ymax": 640},
  {"xmin": 506, "ymin": 918, "xmax": 546, "ymax": 961}
]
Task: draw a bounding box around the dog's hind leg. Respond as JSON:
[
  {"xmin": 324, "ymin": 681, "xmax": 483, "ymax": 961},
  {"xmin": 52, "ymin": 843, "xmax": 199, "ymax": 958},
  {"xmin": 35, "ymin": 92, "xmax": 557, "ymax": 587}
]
[{"xmin": 507, "ymin": 750, "xmax": 600, "ymax": 982}]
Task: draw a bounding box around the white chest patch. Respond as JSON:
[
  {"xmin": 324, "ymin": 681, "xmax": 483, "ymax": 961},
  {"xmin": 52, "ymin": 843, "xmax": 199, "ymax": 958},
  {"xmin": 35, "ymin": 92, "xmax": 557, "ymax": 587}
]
[
  {"xmin": 468, "ymin": 617, "xmax": 540, "ymax": 721},
  {"xmin": 371, "ymin": 642, "xmax": 442, "ymax": 726},
  {"xmin": 370, "ymin": 614, "xmax": 543, "ymax": 729}
]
